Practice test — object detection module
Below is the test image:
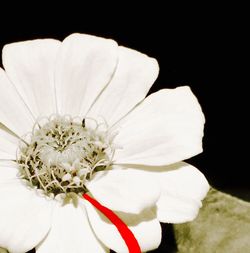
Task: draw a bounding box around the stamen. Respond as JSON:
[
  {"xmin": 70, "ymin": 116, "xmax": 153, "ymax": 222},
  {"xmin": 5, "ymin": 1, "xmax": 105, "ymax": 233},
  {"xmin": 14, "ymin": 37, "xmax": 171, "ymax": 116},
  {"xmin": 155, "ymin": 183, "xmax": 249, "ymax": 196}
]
[
  {"xmin": 83, "ymin": 193, "xmax": 141, "ymax": 253},
  {"xmin": 17, "ymin": 115, "xmax": 116, "ymax": 198}
]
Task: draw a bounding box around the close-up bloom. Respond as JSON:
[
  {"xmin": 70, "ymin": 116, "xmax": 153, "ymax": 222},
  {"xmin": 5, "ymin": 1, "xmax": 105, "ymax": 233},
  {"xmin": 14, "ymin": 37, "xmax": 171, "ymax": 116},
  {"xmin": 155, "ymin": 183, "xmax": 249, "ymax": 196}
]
[{"xmin": 0, "ymin": 33, "xmax": 209, "ymax": 253}]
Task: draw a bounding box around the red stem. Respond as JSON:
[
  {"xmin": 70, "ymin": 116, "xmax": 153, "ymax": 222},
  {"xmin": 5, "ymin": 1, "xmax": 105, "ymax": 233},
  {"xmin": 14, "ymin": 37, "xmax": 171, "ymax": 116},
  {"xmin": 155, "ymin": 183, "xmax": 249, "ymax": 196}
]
[{"xmin": 83, "ymin": 193, "xmax": 141, "ymax": 253}]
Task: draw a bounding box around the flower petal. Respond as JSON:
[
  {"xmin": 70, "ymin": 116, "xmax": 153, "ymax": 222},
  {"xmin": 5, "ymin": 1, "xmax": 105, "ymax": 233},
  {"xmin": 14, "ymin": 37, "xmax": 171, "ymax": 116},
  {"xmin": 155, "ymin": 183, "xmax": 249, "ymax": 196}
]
[
  {"xmin": 136, "ymin": 162, "xmax": 209, "ymax": 223},
  {"xmin": 0, "ymin": 162, "xmax": 19, "ymax": 182},
  {"xmin": 87, "ymin": 46, "xmax": 159, "ymax": 126},
  {"xmin": 0, "ymin": 124, "xmax": 19, "ymax": 160},
  {"xmin": 2, "ymin": 39, "xmax": 60, "ymax": 118},
  {"xmin": 0, "ymin": 179, "xmax": 53, "ymax": 253},
  {"xmin": 86, "ymin": 168, "xmax": 160, "ymax": 214},
  {"xmin": 85, "ymin": 200, "xmax": 161, "ymax": 253},
  {"xmin": 0, "ymin": 68, "xmax": 34, "ymax": 137},
  {"xmin": 36, "ymin": 201, "xmax": 108, "ymax": 253},
  {"xmin": 55, "ymin": 33, "xmax": 118, "ymax": 116},
  {"xmin": 113, "ymin": 86, "xmax": 205, "ymax": 166},
  {"xmin": 0, "ymin": 150, "xmax": 12, "ymax": 161}
]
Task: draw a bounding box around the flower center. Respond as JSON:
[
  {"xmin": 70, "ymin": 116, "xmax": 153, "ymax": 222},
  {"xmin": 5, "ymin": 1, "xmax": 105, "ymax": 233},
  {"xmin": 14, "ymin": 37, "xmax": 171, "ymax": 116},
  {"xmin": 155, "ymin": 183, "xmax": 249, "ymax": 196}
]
[{"xmin": 17, "ymin": 115, "xmax": 114, "ymax": 197}]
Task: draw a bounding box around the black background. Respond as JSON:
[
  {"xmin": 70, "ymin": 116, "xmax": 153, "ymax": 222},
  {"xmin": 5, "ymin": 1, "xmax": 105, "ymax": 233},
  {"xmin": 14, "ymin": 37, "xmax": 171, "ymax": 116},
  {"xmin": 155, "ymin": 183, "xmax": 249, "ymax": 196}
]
[{"xmin": 0, "ymin": 5, "xmax": 248, "ymax": 252}]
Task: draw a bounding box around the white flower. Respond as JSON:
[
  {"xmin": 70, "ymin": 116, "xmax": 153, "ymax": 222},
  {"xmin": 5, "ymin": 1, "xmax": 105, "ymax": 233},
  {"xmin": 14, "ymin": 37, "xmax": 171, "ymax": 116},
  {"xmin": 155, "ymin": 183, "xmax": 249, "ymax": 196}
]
[{"xmin": 0, "ymin": 33, "xmax": 209, "ymax": 253}]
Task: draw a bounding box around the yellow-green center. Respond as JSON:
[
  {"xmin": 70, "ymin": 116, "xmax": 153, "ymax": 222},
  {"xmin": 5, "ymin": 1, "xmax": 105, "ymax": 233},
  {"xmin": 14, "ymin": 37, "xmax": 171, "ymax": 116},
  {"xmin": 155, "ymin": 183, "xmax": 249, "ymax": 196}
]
[{"xmin": 17, "ymin": 115, "xmax": 114, "ymax": 197}]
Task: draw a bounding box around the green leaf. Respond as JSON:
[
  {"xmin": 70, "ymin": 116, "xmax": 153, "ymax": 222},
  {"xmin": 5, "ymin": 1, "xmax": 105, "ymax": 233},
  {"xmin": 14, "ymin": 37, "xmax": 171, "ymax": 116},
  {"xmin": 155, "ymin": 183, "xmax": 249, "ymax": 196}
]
[{"xmin": 174, "ymin": 188, "xmax": 250, "ymax": 253}]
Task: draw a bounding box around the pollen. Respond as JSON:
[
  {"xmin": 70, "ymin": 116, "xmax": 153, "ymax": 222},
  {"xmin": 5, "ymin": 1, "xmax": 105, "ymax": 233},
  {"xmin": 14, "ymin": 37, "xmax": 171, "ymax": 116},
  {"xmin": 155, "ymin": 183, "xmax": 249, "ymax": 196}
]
[{"xmin": 17, "ymin": 115, "xmax": 115, "ymax": 197}]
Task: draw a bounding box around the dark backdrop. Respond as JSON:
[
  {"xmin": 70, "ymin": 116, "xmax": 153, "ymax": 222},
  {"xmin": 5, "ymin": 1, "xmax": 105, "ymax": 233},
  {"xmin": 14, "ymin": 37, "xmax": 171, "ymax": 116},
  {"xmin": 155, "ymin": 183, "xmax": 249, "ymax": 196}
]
[{"xmin": 0, "ymin": 6, "xmax": 248, "ymax": 252}]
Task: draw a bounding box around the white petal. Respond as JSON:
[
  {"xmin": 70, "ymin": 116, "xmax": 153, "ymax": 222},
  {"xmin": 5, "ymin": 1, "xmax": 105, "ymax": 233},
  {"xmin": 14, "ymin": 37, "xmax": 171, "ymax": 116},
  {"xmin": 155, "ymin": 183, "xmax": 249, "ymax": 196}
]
[
  {"xmin": 87, "ymin": 168, "xmax": 160, "ymax": 214},
  {"xmin": 0, "ymin": 68, "xmax": 34, "ymax": 137},
  {"xmin": 0, "ymin": 124, "xmax": 19, "ymax": 160},
  {"xmin": 55, "ymin": 33, "xmax": 118, "ymax": 116},
  {"xmin": 2, "ymin": 39, "xmax": 60, "ymax": 118},
  {"xmin": 113, "ymin": 86, "xmax": 205, "ymax": 166},
  {"xmin": 87, "ymin": 46, "xmax": 159, "ymax": 126},
  {"xmin": 36, "ymin": 201, "xmax": 108, "ymax": 253},
  {"xmin": 0, "ymin": 162, "xmax": 19, "ymax": 182},
  {"xmin": 85, "ymin": 200, "xmax": 161, "ymax": 253},
  {"xmin": 0, "ymin": 150, "xmax": 13, "ymax": 160},
  {"xmin": 0, "ymin": 180, "xmax": 53, "ymax": 253},
  {"xmin": 137, "ymin": 162, "xmax": 209, "ymax": 223}
]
